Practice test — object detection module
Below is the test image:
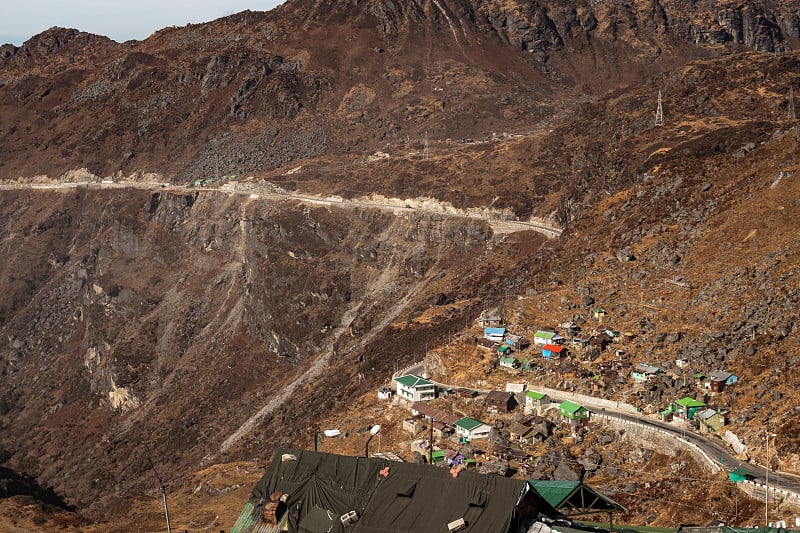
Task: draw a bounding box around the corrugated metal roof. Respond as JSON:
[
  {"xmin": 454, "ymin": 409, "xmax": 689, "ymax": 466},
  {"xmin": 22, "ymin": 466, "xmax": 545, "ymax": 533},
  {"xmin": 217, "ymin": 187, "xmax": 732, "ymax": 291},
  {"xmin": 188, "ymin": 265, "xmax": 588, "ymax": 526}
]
[
  {"xmin": 697, "ymin": 408, "xmax": 718, "ymax": 420},
  {"xmin": 410, "ymin": 401, "xmax": 460, "ymax": 425},
  {"xmin": 709, "ymin": 370, "xmax": 733, "ymax": 381},
  {"xmin": 675, "ymin": 397, "xmax": 706, "ymax": 408},
  {"xmin": 543, "ymin": 344, "xmax": 565, "ymax": 352},
  {"xmin": 486, "ymin": 390, "xmax": 514, "ymax": 402},
  {"xmin": 395, "ymin": 374, "xmax": 434, "ymax": 388},
  {"xmin": 634, "ymin": 363, "xmax": 662, "ymax": 374},
  {"xmin": 455, "ymin": 416, "xmax": 489, "ymax": 431},
  {"xmin": 559, "ymin": 400, "xmax": 585, "ymax": 414}
]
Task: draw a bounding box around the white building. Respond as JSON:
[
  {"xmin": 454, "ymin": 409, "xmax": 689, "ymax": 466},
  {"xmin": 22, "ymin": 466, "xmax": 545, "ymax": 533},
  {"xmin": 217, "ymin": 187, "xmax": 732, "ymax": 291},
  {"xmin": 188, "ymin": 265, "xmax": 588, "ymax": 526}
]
[{"xmin": 394, "ymin": 374, "xmax": 437, "ymax": 402}]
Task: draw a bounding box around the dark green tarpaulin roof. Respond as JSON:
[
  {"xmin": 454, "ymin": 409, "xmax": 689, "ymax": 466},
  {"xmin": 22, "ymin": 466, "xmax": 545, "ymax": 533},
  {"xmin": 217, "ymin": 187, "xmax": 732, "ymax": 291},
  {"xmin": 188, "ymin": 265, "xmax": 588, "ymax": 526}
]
[
  {"xmin": 528, "ymin": 480, "xmax": 626, "ymax": 515},
  {"xmin": 237, "ymin": 448, "xmax": 558, "ymax": 533}
]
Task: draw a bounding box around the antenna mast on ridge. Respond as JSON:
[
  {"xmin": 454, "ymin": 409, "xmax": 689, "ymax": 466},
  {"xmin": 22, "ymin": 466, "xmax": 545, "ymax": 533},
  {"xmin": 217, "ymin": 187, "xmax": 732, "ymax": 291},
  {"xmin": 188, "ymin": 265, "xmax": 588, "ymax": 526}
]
[
  {"xmin": 654, "ymin": 90, "xmax": 664, "ymax": 127},
  {"xmin": 148, "ymin": 457, "xmax": 173, "ymax": 533}
]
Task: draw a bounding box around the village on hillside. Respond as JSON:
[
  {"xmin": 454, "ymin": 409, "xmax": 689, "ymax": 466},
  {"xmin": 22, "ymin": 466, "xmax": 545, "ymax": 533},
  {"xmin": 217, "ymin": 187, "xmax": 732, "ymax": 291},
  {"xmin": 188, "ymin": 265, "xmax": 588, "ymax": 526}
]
[{"xmin": 229, "ymin": 307, "xmax": 800, "ymax": 533}]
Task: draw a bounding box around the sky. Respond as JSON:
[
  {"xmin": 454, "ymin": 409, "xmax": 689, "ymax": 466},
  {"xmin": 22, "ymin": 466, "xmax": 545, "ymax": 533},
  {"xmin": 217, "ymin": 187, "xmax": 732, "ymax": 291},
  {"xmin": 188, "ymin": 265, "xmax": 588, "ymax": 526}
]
[{"xmin": 0, "ymin": 1, "xmax": 285, "ymax": 46}]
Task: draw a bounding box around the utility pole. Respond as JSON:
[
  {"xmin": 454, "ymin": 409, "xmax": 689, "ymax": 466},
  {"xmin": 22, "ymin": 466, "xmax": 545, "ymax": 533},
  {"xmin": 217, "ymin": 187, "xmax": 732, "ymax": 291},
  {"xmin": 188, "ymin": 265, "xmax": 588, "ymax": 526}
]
[
  {"xmin": 148, "ymin": 458, "xmax": 172, "ymax": 533},
  {"xmin": 655, "ymin": 90, "xmax": 664, "ymax": 127},
  {"xmin": 765, "ymin": 432, "xmax": 776, "ymax": 526},
  {"xmin": 429, "ymin": 417, "xmax": 435, "ymax": 465}
]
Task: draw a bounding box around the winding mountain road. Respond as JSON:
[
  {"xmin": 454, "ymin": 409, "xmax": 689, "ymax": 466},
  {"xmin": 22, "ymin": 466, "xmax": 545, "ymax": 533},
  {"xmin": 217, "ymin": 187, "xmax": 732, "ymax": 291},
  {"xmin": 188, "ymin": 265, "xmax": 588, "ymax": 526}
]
[
  {"xmin": 598, "ymin": 408, "xmax": 800, "ymax": 495},
  {"xmin": 427, "ymin": 375, "xmax": 800, "ymax": 498}
]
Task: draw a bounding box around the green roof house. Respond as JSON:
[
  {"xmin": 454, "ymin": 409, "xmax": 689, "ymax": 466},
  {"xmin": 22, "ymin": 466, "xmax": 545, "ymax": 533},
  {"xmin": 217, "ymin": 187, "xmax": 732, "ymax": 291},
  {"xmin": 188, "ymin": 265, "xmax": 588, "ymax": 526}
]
[
  {"xmin": 454, "ymin": 417, "xmax": 492, "ymax": 441},
  {"xmin": 524, "ymin": 390, "xmax": 550, "ymax": 415},
  {"xmin": 394, "ymin": 374, "xmax": 436, "ymax": 402},
  {"xmin": 673, "ymin": 397, "xmax": 706, "ymax": 420},
  {"xmin": 559, "ymin": 400, "xmax": 590, "ymax": 426},
  {"xmin": 499, "ymin": 356, "xmax": 519, "ymax": 369},
  {"xmin": 534, "ymin": 331, "xmax": 564, "ymax": 345}
]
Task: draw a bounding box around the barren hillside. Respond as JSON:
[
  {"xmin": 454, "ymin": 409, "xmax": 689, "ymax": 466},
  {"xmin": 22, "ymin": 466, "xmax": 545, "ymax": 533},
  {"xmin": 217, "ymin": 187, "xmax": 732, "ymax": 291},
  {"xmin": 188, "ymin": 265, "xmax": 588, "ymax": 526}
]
[{"xmin": 1, "ymin": 0, "xmax": 800, "ymax": 530}]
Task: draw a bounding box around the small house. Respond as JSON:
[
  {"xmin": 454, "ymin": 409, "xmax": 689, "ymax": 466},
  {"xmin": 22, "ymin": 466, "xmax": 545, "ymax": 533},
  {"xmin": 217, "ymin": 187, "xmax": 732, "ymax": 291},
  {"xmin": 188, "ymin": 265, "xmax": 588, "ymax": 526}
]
[
  {"xmin": 476, "ymin": 337, "xmax": 499, "ymax": 351},
  {"xmin": 484, "ymin": 327, "xmax": 506, "ymax": 342},
  {"xmin": 491, "ymin": 444, "xmax": 529, "ymax": 461},
  {"xmin": 505, "ymin": 383, "xmax": 527, "ymax": 394},
  {"xmin": 432, "ymin": 419, "xmax": 454, "ymax": 439},
  {"xmin": 589, "ymin": 333, "xmax": 613, "ymax": 351},
  {"xmin": 377, "ymin": 386, "xmax": 394, "ymax": 400},
  {"xmin": 594, "ymin": 307, "xmax": 607, "ymax": 321},
  {"xmin": 533, "ymin": 330, "xmax": 562, "ymax": 345},
  {"xmin": 673, "ymin": 397, "xmax": 706, "ymax": 420},
  {"xmin": 410, "ymin": 402, "xmax": 460, "ymax": 427},
  {"xmin": 631, "ymin": 363, "xmax": 663, "ymax": 383},
  {"xmin": 394, "ymin": 374, "xmax": 437, "ymax": 402},
  {"xmin": 456, "ymin": 388, "xmax": 478, "ymax": 400},
  {"xmin": 542, "ymin": 344, "xmax": 566, "ymax": 359},
  {"xmin": 559, "ymin": 400, "xmax": 590, "ymax": 427},
  {"xmin": 497, "ymin": 345, "xmax": 513, "ymax": 356},
  {"xmin": 524, "ymin": 390, "xmax": 550, "ymax": 415},
  {"xmin": 707, "ymin": 370, "xmax": 738, "ymax": 392},
  {"xmin": 485, "ymin": 390, "xmax": 517, "ymax": 413},
  {"xmin": 697, "ymin": 408, "xmax": 724, "ymax": 432},
  {"xmin": 499, "ymin": 356, "xmax": 519, "ymax": 369},
  {"xmin": 454, "ymin": 417, "xmax": 492, "ymax": 441},
  {"xmin": 444, "ymin": 449, "xmax": 466, "ymax": 466},
  {"xmin": 476, "ymin": 310, "xmax": 503, "ymax": 327},
  {"xmin": 403, "ymin": 417, "xmax": 425, "ymax": 434},
  {"xmin": 505, "ymin": 334, "xmax": 531, "ymax": 349},
  {"xmin": 509, "ymin": 422, "xmax": 535, "ymax": 442},
  {"xmin": 509, "ymin": 422, "xmax": 547, "ymax": 445}
]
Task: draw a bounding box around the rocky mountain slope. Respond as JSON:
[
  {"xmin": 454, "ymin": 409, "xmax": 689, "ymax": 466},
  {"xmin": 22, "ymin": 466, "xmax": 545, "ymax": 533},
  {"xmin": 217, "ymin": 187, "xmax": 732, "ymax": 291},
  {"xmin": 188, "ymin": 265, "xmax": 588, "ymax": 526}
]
[
  {"xmin": 1, "ymin": 0, "xmax": 800, "ymax": 529},
  {"xmin": 1, "ymin": 0, "xmax": 799, "ymax": 186}
]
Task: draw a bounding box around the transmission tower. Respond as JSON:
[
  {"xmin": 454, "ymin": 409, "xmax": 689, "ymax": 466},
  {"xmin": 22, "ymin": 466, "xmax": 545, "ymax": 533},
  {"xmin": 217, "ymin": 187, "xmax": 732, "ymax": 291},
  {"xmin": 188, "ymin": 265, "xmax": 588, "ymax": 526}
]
[
  {"xmin": 654, "ymin": 90, "xmax": 664, "ymax": 127},
  {"xmin": 423, "ymin": 130, "xmax": 430, "ymax": 160},
  {"xmin": 789, "ymin": 85, "xmax": 796, "ymax": 121}
]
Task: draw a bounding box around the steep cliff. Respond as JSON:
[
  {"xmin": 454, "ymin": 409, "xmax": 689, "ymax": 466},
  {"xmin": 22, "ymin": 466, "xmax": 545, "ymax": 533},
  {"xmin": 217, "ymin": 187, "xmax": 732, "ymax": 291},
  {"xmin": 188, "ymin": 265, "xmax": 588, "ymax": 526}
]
[{"xmin": 0, "ymin": 186, "xmax": 527, "ymax": 516}]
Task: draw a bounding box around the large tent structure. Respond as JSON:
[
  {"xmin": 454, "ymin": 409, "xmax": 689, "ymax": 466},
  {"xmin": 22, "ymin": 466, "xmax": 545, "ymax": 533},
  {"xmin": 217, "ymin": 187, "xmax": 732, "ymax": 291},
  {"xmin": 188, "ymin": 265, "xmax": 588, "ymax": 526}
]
[{"xmin": 231, "ymin": 448, "xmax": 558, "ymax": 533}]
